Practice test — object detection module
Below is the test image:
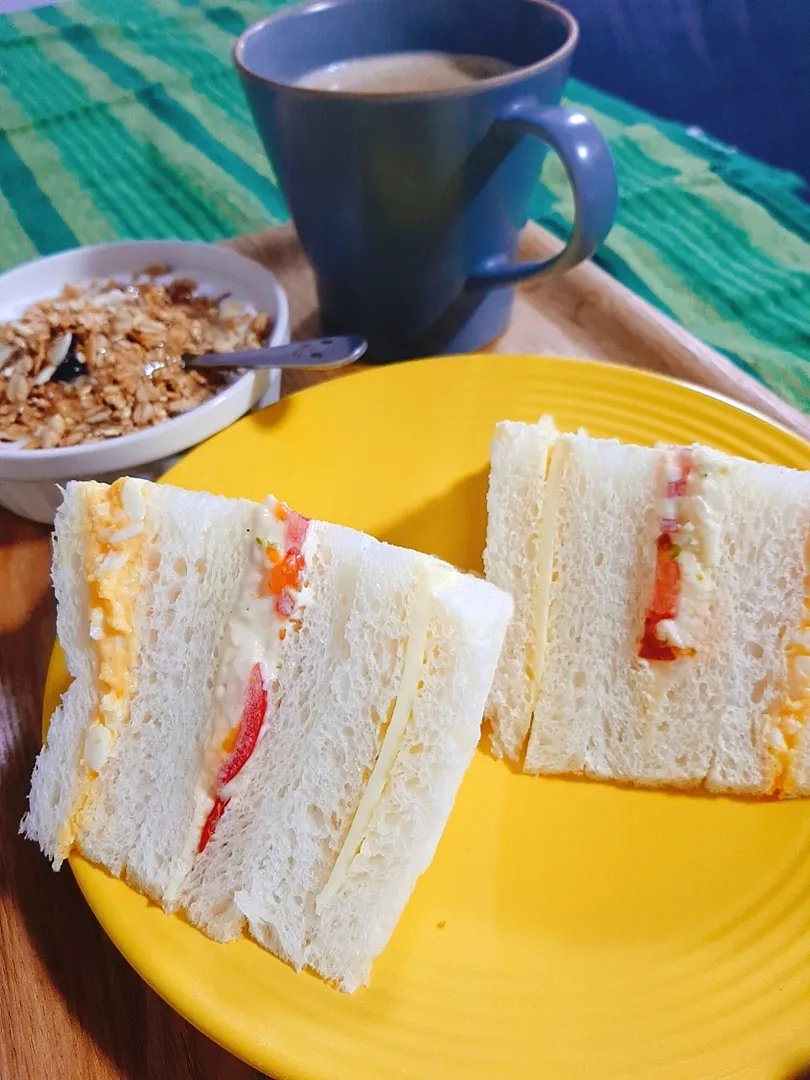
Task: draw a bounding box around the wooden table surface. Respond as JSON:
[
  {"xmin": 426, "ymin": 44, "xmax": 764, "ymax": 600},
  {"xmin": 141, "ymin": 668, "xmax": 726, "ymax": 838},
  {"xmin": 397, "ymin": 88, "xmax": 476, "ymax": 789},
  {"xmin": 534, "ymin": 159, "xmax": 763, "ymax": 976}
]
[{"xmin": 0, "ymin": 367, "xmax": 344, "ymax": 1079}]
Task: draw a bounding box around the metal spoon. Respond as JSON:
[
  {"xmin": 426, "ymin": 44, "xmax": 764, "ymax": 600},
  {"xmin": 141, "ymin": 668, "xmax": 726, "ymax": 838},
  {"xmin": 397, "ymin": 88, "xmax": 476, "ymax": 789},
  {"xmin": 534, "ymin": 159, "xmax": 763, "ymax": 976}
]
[{"xmin": 186, "ymin": 335, "xmax": 367, "ymax": 371}]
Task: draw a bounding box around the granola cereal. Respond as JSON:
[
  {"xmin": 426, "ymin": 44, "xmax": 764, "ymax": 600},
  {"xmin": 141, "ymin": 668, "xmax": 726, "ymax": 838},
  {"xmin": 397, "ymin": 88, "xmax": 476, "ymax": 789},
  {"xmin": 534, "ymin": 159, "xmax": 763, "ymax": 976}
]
[{"xmin": 0, "ymin": 270, "xmax": 272, "ymax": 450}]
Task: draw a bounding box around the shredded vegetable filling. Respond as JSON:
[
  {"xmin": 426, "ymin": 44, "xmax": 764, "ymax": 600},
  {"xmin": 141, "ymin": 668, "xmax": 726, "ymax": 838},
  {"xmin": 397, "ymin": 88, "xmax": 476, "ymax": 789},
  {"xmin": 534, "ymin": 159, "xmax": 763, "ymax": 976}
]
[
  {"xmin": 639, "ymin": 449, "xmax": 694, "ymax": 662},
  {"xmin": 638, "ymin": 446, "xmax": 724, "ymax": 663},
  {"xmin": 197, "ymin": 500, "xmax": 310, "ymax": 853}
]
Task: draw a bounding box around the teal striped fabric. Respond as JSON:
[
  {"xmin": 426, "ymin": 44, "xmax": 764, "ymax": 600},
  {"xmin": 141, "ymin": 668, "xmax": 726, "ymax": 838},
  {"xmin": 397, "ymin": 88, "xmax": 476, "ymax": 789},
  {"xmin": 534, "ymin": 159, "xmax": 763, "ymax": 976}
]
[{"xmin": 1, "ymin": 0, "xmax": 809, "ymax": 411}]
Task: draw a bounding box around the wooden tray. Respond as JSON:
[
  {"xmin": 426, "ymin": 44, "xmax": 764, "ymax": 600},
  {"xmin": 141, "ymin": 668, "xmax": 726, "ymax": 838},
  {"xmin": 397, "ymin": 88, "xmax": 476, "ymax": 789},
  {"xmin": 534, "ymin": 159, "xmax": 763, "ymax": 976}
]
[{"xmin": 230, "ymin": 222, "xmax": 810, "ymax": 441}]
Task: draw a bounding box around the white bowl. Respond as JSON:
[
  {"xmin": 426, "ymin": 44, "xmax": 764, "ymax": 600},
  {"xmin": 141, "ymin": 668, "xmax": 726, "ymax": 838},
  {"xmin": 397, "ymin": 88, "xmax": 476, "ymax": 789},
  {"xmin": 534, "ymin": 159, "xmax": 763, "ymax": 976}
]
[{"xmin": 0, "ymin": 241, "xmax": 290, "ymax": 523}]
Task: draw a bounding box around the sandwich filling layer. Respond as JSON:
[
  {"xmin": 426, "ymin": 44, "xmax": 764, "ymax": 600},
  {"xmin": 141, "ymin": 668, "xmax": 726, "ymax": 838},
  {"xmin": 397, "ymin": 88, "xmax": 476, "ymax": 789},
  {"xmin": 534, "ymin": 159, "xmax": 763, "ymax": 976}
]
[
  {"xmin": 61, "ymin": 478, "xmax": 152, "ymax": 850},
  {"xmin": 84, "ymin": 477, "xmax": 151, "ymax": 762},
  {"xmin": 767, "ymin": 545, "xmax": 810, "ymax": 793},
  {"xmin": 529, "ymin": 436, "xmax": 567, "ymax": 712},
  {"xmin": 198, "ymin": 496, "xmax": 311, "ymax": 851},
  {"xmin": 639, "ymin": 447, "xmax": 724, "ymax": 661}
]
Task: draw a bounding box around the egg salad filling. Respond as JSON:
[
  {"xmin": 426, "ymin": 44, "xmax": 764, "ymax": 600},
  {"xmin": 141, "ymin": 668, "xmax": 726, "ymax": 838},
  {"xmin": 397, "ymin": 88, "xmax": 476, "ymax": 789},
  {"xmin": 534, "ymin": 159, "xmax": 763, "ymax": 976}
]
[
  {"xmin": 197, "ymin": 497, "xmax": 311, "ymax": 853},
  {"xmin": 57, "ymin": 478, "xmax": 152, "ymax": 852},
  {"xmin": 765, "ymin": 555, "xmax": 810, "ymax": 794},
  {"xmin": 83, "ymin": 477, "xmax": 151, "ymax": 767},
  {"xmin": 639, "ymin": 446, "xmax": 725, "ymax": 662}
]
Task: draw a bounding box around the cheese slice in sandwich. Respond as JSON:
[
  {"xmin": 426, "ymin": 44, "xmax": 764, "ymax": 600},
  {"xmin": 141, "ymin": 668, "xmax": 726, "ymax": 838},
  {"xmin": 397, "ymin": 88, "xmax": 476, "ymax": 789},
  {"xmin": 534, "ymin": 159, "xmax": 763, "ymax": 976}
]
[
  {"xmin": 23, "ymin": 478, "xmax": 513, "ymax": 991},
  {"xmin": 484, "ymin": 417, "xmax": 810, "ymax": 797}
]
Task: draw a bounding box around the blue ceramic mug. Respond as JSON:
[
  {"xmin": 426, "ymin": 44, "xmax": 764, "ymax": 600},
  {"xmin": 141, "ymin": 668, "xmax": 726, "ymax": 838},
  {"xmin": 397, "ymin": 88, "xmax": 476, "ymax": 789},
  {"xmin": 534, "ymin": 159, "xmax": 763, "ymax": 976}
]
[{"xmin": 235, "ymin": 0, "xmax": 618, "ymax": 361}]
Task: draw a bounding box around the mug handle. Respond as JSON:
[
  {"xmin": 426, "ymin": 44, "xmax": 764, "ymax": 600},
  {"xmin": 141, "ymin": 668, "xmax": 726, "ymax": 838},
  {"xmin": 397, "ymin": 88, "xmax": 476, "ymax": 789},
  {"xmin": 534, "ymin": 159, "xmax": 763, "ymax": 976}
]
[{"xmin": 467, "ymin": 100, "xmax": 618, "ymax": 288}]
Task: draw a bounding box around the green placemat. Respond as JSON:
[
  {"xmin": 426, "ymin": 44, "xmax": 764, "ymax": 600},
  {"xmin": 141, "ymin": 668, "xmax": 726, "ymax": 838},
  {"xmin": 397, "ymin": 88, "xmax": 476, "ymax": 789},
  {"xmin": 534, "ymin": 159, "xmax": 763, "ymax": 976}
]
[{"xmin": 1, "ymin": 0, "xmax": 809, "ymax": 412}]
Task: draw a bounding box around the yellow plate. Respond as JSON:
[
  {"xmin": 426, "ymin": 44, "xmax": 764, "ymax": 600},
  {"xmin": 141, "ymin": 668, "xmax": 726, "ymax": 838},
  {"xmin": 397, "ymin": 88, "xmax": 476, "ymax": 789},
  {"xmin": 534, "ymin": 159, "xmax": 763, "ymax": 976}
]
[{"xmin": 44, "ymin": 356, "xmax": 810, "ymax": 1080}]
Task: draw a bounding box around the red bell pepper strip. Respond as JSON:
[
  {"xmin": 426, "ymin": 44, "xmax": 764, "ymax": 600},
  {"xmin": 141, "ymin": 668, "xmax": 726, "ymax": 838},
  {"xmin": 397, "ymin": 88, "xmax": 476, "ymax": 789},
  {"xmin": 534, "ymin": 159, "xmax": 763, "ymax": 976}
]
[
  {"xmin": 198, "ymin": 795, "xmax": 229, "ymax": 853},
  {"xmin": 639, "ymin": 535, "xmax": 685, "ymax": 661},
  {"xmin": 217, "ymin": 663, "xmax": 268, "ymax": 789},
  {"xmin": 638, "ymin": 450, "xmax": 694, "ymax": 662},
  {"xmin": 285, "ymin": 509, "xmax": 308, "ymax": 555}
]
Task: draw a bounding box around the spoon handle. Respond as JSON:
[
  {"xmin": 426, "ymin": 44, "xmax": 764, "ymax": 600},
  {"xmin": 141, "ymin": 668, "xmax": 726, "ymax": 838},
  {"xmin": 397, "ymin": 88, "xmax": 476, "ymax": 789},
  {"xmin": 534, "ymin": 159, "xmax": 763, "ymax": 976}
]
[{"xmin": 188, "ymin": 335, "xmax": 367, "ymax": 371}]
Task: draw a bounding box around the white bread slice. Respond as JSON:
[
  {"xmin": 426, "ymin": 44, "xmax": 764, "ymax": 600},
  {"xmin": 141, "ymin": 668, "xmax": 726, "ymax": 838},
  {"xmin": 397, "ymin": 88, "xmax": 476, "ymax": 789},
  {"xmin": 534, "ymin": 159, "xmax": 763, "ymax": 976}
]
[
  {"xmin": 184, "ymin": 526, "xmax": 512, "ymax": 991},
  {"xmin": 483, "ymin": 417, "xmax": 557, "ymax": 761},
  {"xmin": 21, "ymin": 484, "xmax": 95, "ymax": 867},
  {"xmin": 307, "ymin": 568, "xmax": 509, "ymax": 991},
  {"xmin": 707, "ymin": 458, "xmax": 810, "ymax": 795},
  {"xmin": 523, "ymin": 435, "xmax": 658, "ymax": 778},
  {"xmin": 522, "ymin": 436, "xmax": 740, "ymax": 786},
  {"xmin": 182, "ymin": 521, "xmax": 375, "ymax": 951}
]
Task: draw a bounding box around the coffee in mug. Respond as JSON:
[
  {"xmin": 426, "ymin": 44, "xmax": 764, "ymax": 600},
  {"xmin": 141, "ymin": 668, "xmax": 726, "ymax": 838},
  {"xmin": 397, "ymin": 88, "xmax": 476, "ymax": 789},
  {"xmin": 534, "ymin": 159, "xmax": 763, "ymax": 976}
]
[{"xmin": 296, "ymin": 51, "xmax": 516, "ymax": 94}]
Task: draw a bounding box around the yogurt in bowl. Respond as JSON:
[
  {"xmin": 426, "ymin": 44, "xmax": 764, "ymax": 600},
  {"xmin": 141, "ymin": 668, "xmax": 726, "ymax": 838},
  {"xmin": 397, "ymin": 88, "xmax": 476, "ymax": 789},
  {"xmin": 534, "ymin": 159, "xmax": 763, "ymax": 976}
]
[{"xmin": 0, "ymin": 240, "xmax": 290, "ymax": 523}]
